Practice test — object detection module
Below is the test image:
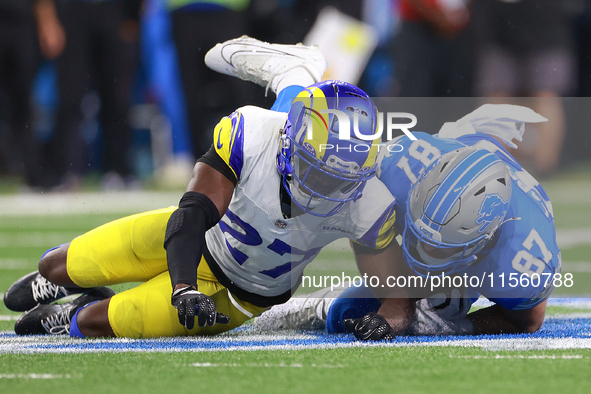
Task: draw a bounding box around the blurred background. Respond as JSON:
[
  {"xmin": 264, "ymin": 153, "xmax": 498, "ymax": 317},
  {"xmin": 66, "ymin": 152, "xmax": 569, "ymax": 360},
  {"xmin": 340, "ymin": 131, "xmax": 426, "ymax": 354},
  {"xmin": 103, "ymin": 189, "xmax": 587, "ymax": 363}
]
[{"xmin": 1, "ymin": 0, "xmax": 590, "ymax": 193}]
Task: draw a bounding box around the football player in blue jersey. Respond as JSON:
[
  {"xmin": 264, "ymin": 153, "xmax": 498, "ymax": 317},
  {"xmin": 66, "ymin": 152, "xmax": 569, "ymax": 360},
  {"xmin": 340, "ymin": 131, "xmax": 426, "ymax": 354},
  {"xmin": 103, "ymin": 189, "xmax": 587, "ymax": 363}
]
[
  {"xmin": 254, "ymin": 105, "xmax": 562, "ymax": 340},
  {"xmin": 4, "ymin": 37, "xmax": 410, "ymax": 338},
  {"xmin": 214, "ymin": 44, "xmax": 562, "ymax": 339}
]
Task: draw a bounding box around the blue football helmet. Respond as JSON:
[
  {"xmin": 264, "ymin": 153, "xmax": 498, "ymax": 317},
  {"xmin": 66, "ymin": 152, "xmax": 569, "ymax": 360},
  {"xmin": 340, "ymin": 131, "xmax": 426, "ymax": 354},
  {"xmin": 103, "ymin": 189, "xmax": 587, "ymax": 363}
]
[
  {"xmin": 403, "ymin": 147, "xmax": 512, "ymax": 276},
  {"xmin": 276, "ymin": 80, "xmax": 380, "ymax": 217}
]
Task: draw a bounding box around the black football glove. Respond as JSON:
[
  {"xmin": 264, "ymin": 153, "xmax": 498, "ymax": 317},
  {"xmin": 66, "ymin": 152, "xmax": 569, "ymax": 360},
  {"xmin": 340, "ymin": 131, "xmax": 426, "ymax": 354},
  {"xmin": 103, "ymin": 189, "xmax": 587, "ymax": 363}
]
[
  {"xmin": 343, "ymin": 312, "xmax": 396, "ymax": 341},
  {"xmin": 171, "ymin": 286, "xmax": 230, "ymax": 330}
]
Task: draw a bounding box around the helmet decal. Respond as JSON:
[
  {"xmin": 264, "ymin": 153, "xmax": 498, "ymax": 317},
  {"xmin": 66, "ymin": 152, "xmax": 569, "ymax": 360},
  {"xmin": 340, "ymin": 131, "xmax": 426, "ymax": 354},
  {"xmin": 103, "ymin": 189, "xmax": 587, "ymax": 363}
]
[{"xmin": 475, "ymin": 193, "xmax": 509, "ymax": 233}]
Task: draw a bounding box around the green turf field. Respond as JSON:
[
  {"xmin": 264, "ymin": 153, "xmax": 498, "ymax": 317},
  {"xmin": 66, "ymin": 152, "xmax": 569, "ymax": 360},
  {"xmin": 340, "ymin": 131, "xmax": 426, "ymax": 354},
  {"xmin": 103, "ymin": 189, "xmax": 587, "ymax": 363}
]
[
  {"xmin": 1, "ymin": 170, "xmax": 590, "ymax": 393},
  {"xmin": 1, "ymin": 347, "xmax": 590, "ymax": 394}
]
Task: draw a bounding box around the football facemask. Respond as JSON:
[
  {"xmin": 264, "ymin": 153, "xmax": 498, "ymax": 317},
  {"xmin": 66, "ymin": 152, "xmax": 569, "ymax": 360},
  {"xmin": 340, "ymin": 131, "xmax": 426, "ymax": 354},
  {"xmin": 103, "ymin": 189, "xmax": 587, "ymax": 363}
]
[{"xmin": 276, "ymin": 80, "xmax": 380, "ymax": 217}]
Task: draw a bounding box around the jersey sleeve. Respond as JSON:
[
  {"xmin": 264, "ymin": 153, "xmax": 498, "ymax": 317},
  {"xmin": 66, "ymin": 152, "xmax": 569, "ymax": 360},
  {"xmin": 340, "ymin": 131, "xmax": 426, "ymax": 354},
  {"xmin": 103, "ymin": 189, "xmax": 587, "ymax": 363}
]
[
  {"xmin": 355, "ymin": 202, "xmax": 397, "ymax": 249},
  {"xmin": 213, "ymin": 110, "xmax": 245, "ymax": 181},
  {"xmin": 349, "ymin": 176, "xmax": 398, "ymax": 250}
]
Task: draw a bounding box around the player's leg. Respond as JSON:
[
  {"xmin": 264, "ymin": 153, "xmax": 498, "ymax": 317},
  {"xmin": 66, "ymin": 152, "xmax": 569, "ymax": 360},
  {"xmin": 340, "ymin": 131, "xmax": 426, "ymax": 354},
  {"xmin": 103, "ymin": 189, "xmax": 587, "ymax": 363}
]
[
  {"xmin": 204, "ymin": 36, "xmax": 327, "ymax": 98},
  {"xmin": 12, "ymin": 208, "xmax": 176, "ymax": 335},
  {"xmin": 3, "ymin": 246, "xmax": 86, "ymax": 312},
  {"xmin": 6, "ymin": 207, "xmax": 175, "ymax": 312},
  {"xmin": 253, "ymin": 285, "xmax": 380, "ymax": 333},
  {"xmin": 93, "ymin": 260, "xmax": 267, "ymax": 338},
  {"xmin": 38, "ymin": 243, "xmax": 79, "ymax": 287}
]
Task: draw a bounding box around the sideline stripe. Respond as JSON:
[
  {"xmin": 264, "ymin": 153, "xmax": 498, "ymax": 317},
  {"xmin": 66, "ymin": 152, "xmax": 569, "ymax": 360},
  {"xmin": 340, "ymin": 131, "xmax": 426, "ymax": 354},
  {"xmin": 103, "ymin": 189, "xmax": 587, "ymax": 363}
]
[{"xmin": 1, "ymin": 316, "xmax": 590, "ymax": 354}]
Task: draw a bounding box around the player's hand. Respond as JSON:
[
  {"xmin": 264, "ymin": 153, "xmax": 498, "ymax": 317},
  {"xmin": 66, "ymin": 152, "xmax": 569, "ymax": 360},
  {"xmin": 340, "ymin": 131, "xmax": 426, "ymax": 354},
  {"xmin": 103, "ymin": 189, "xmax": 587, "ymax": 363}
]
[
  {"xmin": 343, "ymin": 312, "xmax": 396, "ymax": 341},
  {"xmin": 171, "ymin": 286, "xmax": 230, "ymax": 330},
  {"xmin": 411, "ymin": 288, "xmax": 474, "ymax": 335}
]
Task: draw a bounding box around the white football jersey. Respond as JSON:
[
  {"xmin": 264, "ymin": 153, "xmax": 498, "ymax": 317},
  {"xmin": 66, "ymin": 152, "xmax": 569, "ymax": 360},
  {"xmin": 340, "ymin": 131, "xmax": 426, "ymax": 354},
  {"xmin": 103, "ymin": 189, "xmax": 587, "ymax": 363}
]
[{"xmin": 205, "ymin": 106, "xmax": 396, "ymax": 297}]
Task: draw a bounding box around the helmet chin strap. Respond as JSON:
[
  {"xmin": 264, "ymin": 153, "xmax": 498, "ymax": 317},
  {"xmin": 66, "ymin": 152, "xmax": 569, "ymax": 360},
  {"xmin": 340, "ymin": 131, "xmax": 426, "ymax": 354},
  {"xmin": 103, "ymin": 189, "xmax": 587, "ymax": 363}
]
[{"xmin": 289, "ymin": 177, "xmax": 322, "ymax": 209}]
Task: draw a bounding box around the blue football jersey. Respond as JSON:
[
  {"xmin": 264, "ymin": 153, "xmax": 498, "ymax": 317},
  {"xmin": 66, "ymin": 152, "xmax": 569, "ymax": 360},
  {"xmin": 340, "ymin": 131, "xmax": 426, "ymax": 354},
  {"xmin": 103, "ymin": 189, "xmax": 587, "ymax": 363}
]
[{"xmin": 377, "ymin": 132, "xmax": 561, "ymax": 310}]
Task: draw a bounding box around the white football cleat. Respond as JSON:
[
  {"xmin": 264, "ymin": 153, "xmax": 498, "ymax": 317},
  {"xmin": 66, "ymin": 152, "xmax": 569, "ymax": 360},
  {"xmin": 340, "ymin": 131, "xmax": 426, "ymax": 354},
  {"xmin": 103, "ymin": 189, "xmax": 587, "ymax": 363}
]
[
  {"xmin": 253, "ymin": 286, "xmax": 345, "ymax": 331},
  {"xmin": 205, "ymin": 35, "xmax": 327, "ymax": 95}
]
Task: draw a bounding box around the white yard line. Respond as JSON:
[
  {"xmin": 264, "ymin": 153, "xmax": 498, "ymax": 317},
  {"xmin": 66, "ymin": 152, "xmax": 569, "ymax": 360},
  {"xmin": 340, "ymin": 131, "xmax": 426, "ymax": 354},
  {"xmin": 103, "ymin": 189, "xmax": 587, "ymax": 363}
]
[
  {"xmin": 0, "ymin": 232, "xmax": 82, "ymax": 248},
  {"xmin": 0, "ymin": 258, "xmax": 36, "ymax": 269},
  {"xmin": 450, "ymin": 354, "xmax": 583, "ymax": 359},
  {"xmin": 0, "ymin": 373, "xmax": 73, "ymax": 379},
  {"xmin": 0, "ymin": 191, "xmax": 179, "ymax": 217},
  {"xmin": 0, "ymin": 316, "xmax": 20, "ymax": 321},
  {"xmin": 1, "ymin": 332, "xmax": 591, "ymax": 354},
  {"xmin": 556, "ymin": 229, "xmax": 591, "ymax": 249}
]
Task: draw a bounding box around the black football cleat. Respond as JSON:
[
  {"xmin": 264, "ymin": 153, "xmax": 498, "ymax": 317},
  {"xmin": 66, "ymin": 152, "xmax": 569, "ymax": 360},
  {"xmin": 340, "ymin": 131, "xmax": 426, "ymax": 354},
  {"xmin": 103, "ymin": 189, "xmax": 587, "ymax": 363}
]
[
  {"xmin": 14, "ymin": 287, "xmax": 115, "ymax": 336},
  {"xmin": 3, "ymin": 271, "xmax": 85, "ymax": 312}
]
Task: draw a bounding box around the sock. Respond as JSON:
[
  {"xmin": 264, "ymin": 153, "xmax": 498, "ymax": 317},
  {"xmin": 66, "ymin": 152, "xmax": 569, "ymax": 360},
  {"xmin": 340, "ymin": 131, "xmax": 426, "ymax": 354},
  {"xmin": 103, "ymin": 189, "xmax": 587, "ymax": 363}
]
[
  {"xmin": 274, "ymin": 68, "xmax": 317, "ymax": 95},
  {"xmin": 40, "ymin": 244, "xmax": 67, "ymax": 260},
  {"xmin": 271, "ymin": 85, "xmax": 305, "ymax": 113},
  {"xmin": 69, "ymin": 300, "xmax": 100, "ymax": 338}
]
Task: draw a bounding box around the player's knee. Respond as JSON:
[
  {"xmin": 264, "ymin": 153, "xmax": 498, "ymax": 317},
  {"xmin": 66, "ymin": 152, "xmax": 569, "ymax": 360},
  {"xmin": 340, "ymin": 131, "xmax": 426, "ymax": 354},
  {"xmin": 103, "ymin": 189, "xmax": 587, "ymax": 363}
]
[
  {"xmin": 77, "ymin": 299, "xmax": 115, "ymax": 338},
  {"xmin": 518, "ymin": 316, "xmax": 544, "ymax": 334},
  {"xmin": 523, "ymin": 320, "xmax": 544, "ymax": 334},
  {"xmin": 38, "ymin": 244, "xmax": 69, "ymax": 283}
]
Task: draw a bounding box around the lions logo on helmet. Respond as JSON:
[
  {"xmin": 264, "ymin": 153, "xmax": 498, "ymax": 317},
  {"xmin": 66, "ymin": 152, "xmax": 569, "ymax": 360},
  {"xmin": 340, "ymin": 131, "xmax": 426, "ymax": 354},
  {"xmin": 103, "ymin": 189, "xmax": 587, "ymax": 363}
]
[
  {"xmin": 403, "ymin": 147, "xmax": 512, "ymax": 276},
  {"xmin": 476, "ymin": 194, "xmax": 510, "ymax": 233},
  {"xmin": 276, "ymin": 80, "xmax": 380, "ymax": 217}
]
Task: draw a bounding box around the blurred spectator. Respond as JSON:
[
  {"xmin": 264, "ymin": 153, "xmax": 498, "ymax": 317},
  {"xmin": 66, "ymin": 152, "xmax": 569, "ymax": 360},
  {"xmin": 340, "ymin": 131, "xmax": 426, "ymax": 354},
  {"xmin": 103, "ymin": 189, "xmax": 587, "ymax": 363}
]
[
  {"xmin": 0, "ymin": 0, "xmax": 57, "ymax": 189},
  {"xmin": 573, "ymin": 0, "xmax": 591, "ymax": 97},
  {"xmin": 43, "ymin": 0, "xmax": 140, "ymax": 190},
  {"xmin": 392, "ymin": 0, "xmax": 474, "ymax": 97},
  {"xmin": 166, "ymin": 0, "xmax": 253, "ymax": 159},
  {"xmin": 472, "ymin": 0, "xmax": 576, "ymax": 176}
]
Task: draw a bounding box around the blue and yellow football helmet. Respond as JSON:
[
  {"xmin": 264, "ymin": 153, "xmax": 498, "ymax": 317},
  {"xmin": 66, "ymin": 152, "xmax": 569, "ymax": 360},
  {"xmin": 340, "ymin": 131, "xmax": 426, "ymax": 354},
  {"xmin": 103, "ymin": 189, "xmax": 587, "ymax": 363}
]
[{"xmin": 276, "ymin": 80, "xmax": 380, "ymax": 217}]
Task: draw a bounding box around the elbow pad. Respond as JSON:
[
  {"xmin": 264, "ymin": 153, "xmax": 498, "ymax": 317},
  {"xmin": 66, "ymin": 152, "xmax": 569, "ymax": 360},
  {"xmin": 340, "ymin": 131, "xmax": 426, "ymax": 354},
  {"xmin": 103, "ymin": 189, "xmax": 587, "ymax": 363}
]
[{"xmin": 164, "ymin": 192, "xmax": 221, "ymax": 288}]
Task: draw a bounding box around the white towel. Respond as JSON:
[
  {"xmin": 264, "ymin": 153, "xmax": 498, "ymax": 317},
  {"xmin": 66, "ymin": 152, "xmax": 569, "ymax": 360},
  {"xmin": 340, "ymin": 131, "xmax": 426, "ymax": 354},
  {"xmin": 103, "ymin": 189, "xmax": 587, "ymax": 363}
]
[{"xmin": 438, "ymin": 104, "xmax": 548, "ymax": 149}]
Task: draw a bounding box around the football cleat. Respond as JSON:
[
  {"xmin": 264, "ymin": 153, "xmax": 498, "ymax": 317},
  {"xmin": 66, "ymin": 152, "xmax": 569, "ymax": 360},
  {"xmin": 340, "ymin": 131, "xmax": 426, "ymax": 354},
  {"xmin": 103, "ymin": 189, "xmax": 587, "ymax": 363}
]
[
  {"xmin": 204, "ymin": 35, "xmax": 327, "ymax": 94},
  {"xmin": 14, "ymin": 287, "xmax": 115, "ymax": 336},
  {"xmin": 253, "ymin": 287, "xmax": 344, "ymax": 331},
  {"xmin": 3, "ymin": 271, "xmax": 85, "ymax": 312}
]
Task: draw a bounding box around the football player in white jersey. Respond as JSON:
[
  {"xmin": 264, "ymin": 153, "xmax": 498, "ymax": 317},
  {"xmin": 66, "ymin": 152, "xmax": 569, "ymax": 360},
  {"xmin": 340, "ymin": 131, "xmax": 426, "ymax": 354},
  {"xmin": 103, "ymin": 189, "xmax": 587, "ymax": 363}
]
[{"xmin": 4, "ymin": 37, "xmax": 411, "ymax": 338}]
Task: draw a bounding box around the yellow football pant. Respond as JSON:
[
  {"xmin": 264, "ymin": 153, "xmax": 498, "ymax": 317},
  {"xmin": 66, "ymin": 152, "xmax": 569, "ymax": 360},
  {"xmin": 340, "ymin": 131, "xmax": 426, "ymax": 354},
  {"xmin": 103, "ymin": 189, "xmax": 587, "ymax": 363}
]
[{"xmin": 67, "ymin": 207, "xmax": 267, "ymax": 338}]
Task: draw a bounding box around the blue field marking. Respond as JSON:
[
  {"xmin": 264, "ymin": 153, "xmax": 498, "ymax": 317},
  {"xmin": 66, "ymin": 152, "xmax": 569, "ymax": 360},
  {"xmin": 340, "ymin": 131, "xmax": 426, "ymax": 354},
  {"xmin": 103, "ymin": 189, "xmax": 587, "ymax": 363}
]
[
  {"xmin": 1, "ymin": 298, "xmax": 590, "ymax": 354},
  {"xmin": 1, "ymin": 315, "xmax": 591, "ymax": 354}
]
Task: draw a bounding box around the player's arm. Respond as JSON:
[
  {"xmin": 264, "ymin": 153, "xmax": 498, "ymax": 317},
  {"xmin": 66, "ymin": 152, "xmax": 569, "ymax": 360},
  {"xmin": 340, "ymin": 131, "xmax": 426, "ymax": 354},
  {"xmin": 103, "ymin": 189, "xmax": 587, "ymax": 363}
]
[
  {"xmin": 346, "ymin": 240, "xmax": 416, "ymax": 340},
  {"xmin": 167, "ymin": 161, "xmax": 235, "ymax": 292},
  {"xmin": 165, "ymin": 161, "xmax": 234, "ymax": 329},
  {"xmin": 34, "ymin": 0, "xmax": 66, "ymax": 59},
  {"xmin": 468, "ymin": 301, "xmax": 546, "ymax": 334},
  {"xmin": 165, "ymin": 112, "xmax": 243, "ymax": 329}
]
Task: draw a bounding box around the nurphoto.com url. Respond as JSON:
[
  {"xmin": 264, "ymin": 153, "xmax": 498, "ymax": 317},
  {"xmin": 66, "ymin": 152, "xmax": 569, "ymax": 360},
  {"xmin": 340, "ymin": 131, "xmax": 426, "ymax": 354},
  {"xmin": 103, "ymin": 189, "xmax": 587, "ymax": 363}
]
[{"xmin": 301, "ymin": 272, "xmax": 574, "ymax": 292}]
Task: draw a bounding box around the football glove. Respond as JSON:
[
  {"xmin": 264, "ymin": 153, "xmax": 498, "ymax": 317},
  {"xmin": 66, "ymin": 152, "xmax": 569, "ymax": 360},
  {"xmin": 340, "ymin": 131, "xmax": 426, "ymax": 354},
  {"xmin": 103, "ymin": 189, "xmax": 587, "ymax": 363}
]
[
  {"xmin": 343, "ymin": 312, "xmax": 396, "ymax": 341},
  {"xmin": 411, "ymin": 288, "xmax": 474, "ymax": 335},
  {"xmin": 171, "ymin": 286, "xmax": 230, "ymax": 330}
]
